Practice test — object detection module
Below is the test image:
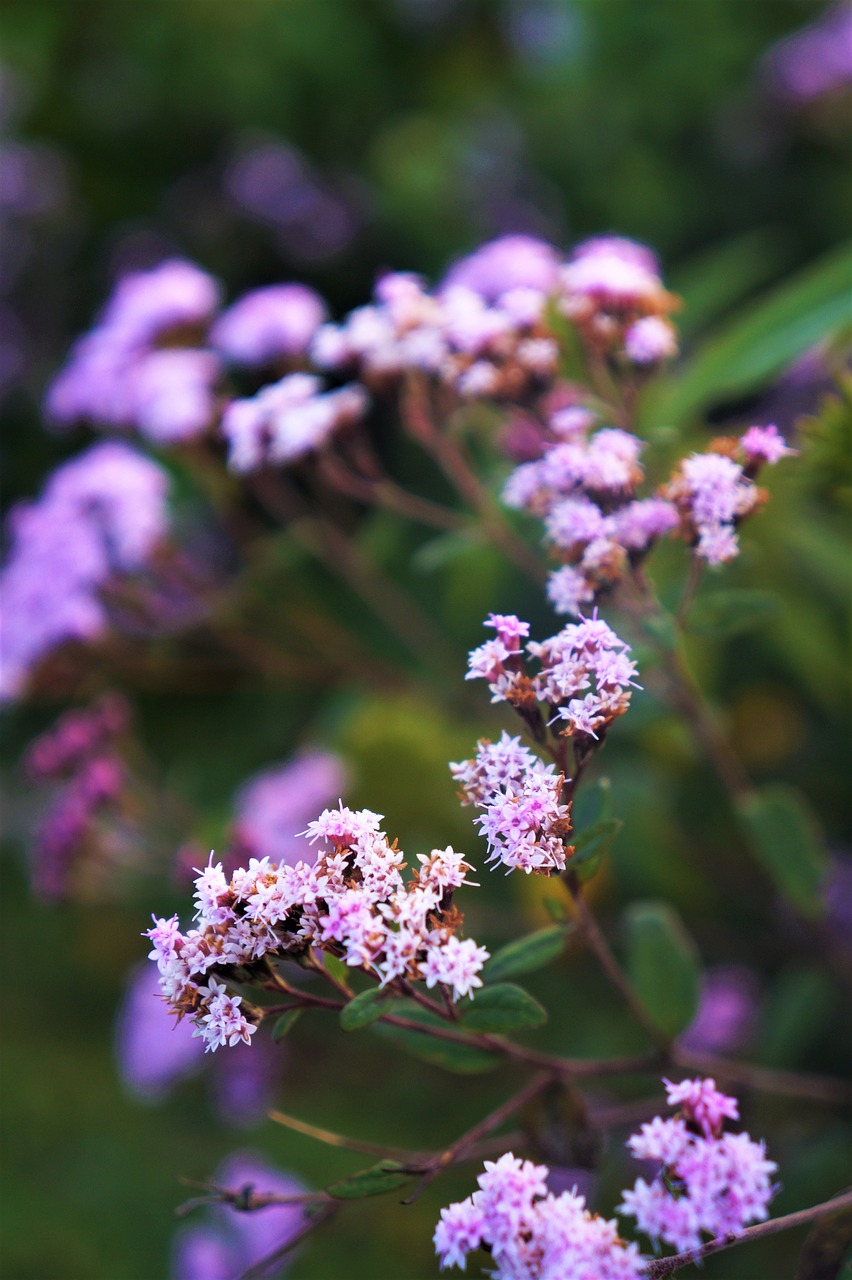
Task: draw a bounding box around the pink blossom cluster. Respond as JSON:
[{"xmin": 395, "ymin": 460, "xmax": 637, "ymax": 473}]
[
  {"xmin": 23, "ymin": 694, "xmax": 132, "ymax": 899},
  {"xmin": 619, "ymin": 1077, "xmax": 778, "ymax": 1254},
  {"xmin": 147, "ymin": 806, "xmax": 488, "ymax": 1051},
  {"xmin": 664, "ymin": 428, "xmax": 796, "ymax": 564},
  {"xmin": 559, "ymin": 236, "xmax": 679, "ymax": 365},
  {"xmin": 465, "ymin": 611, "xmax": 638, "ymax": 738},
  {"xmin": 221, "ymin": 372, "xmax": 367, "ymax": 472},
  {"xmin": 46, "ymin": 259, "xmax": 223, "ymax": 442},
  {"xmin": 434, "ymin": 1153, "xmax": 643, "ymax": 1279},
  {"xmin": 45, "ymin": 260, "xmax": 330, "ymax": 445},
  {"xmin": 0, "ymin": 442, "xmax": 170, "ymax": 698},
  {"xmin": 503, "ymin": 411, "xmax": 679, "ymax": 616},
  {"xmin": 451, "ymin": 733, "xmax": 572, "ymax": 874}
]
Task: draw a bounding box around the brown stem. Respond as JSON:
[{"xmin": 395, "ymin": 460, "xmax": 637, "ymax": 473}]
[
  {"xmin": 402, "ymin": 375, "xmax": 547, "ymax": 584},
  {"xmin": 248, "ymin": 471, "xmax": 457, "ymax": 676},
  {"xmin": 318, "ymin": 455, "xmax": 467, "ymax": 532},
  {"xmin": 672, "ymin": 1048, "xmax": 852, "ymax": 1106},
  {"xmin": 641, "ymin": 1187, "xmax": 852, "ymax": 1278},
  {"xmin": 401, "ymin": 1072, "xmax": 554, "ymax": 1202},
  {"xmin": 238, "ymin": 1204, "xmax": 338, "ymax": 1280}
]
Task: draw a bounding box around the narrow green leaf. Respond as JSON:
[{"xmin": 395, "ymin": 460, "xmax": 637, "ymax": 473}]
[
  {"xmin": 571, "ymin": 776, "xmax": 612, "ymax": 832},
  {"xmin": 739, "ymin": 785, "xmax": 828, "ymax": 917},
  {"xmin": 412, "ymin": 529, "xmax": 481, "ymax": 573},
  {"xmin": 543, "ymin": 896, "xmax": 570, "ymax": 922},
  {"xmin": 340, "ymin": 988, "xmax": 392, "ymax": 1031},
  {"xmin": 371, "ymin": 1003, "xmax": 500, "ymax": 1074},
  {"xmin": 688, "ymin": 589, "xmax": 779, "ymax": 638},
  {"xmin": 326, "ymin": 1161, "xmax": 411, "ymax": 1200},
  {"xmin": 270, "ymin": 1009, "xmax": 303, "ymax": 1042},
  {"xmin": 649, "ymin": 242, "xmax": 852, "ymax": 425},
  {"xmin": 323, "ymin": 954, "xmax": 350, "ymax": 987},
  {"xmin": 643, "ymin": 610, "xmax": 678, "ymax": 650},
  {"xmin": 484, "ymin": 926, "xmax": 569, "ymax": 982},
  {"xmin": 625, "ymin": 901, "xmax": 701, "ymax": 1039},
  {"xmin": 571, "ymin": 817, "xmax": 623, "ymax": 868},
  {"xmin": 461, "ymin": 983, "xmax": 548, "ymax": 1034}
]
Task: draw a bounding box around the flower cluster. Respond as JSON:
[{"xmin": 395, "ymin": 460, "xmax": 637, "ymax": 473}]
[
  {"xmin": 46, "ymin": 259, "xmax": 223, "ymax": 442},
  {"xmin": 465, "ymin": 611, "xmax": 638, "ymax": 739},
  {"xmin": 147, "ymin": 806, "xmax": 487, "ymax": 1051},
  {"xmin": 503, "ymin": 410, "xmax": 795, "ymax": 611},
  {"xmin": 663, "ymin": 427, "xmax": 796, "ymax": 564},
  {"xmin": 0, "ymin": 442, "xmax": 170, "ymax": 698},
  {"xmin": 559, "ymin": 236, "xmax": 679, "ymax": 365},
  {"xmin": 619, "ymin": 1077, "xmax": 778, "ymax": 1253},
  {"xmin": 23, "ymin": 694, "xmax": 131, "ymax": 899},
  {"xmin": 434, "ymin": 1153, "xmax": 643, "ymax": 1280},
  {"xmin": 221, "ymin": 372, "xmax": 367, "ymax": 472},
  {"xmin": 451, "ymin": 733, "xmax": 572, "ymax": 875},
  {"xmin": 503, "ymin": 410, "xmax": 679, "ymax": 615}
]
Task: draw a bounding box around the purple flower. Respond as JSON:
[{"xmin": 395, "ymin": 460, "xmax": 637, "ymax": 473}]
[
  {"xmin": 441, "ymin": 234, "xmax": 561, "ymax": 301},
  {"xmin": 678, "ymin": 965, "xmax": 759, "ymax": 1056},
  {"xmin": 115, "ymin": 963, "xmax": 205, "ymax": 1100},
  {"xmin": 232, "ymin": 752, "xmax": 347, "ymax": 864},
  {"xmin": 212, "ymin": 285, "xmax": 328, "ymax": 366},
  {"xmin": 0, "ymin": 443, "xmax": 170, "ymax": 698},
  {"xmin": 172, "ymin": 1152, "xmax": 307, "ymax": 1280},
  {"xmin": 130, "ymin": 349, "xmax": 219, "ymax": 443},
  {"xmin": 100, "ymin": 258, "xmax": 221, "ymax": 347}
]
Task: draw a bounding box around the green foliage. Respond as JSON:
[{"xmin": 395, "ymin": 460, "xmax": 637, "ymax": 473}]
[
  {"xmin": 624, "ymin": 900, "xmax": 701, "ymax": 1039},
  {"xmin": 739, "ymin": 785, "xmax": 829, "ymax": 918},
  {"xmin": 340, "ymin": 988, "xmax": 391, "ymax": 1032},
  {"xmin": 271, "ymin": 1009, "xmax": 304, "ymax": 1041},
  {"xmin": 688, "ymin": 588, "xmax": 780, "ymax": 638},
  {"xmin": 460, "ymin": 984, "xmax": 548, "ymax": 1034},
  {"xmin": 483, "ymin": 926, "xmax": 569, "ymax": 982},
  {"xmin": 371, "ymin": 1004, "xmax": 500, "ymax": 1074},
  {"xmin": 326, "ymin": 1161, "xmax": 411, "ymax": 1200}
]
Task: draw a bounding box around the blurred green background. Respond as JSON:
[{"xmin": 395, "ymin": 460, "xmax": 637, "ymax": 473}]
[{"xmin": 1, "ymin": 2, "xmax": 850, "ymax": 1278}]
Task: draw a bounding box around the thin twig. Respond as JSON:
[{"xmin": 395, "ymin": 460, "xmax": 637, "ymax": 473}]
[
  {"xmin": 237, "ymin": 1204, "xmax": 338, "ymax": 1280},
  {"xmin": 641, "ymin": 1187, "xmax": 852, "ymax": 1277}
]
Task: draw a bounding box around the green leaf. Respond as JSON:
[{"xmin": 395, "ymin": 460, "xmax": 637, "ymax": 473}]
[
  {"xmin": 326, "ymin": 1160, "xmax": 411, "ymax": 1200},
  {"xmin": 411, "ymin": 528, "xmax": 481, "ymax": 573},
  {"xmin": 340, "ymin": 988, "xmax": 392, "ymax": 1031},
  {"xmin": 670, "ymin": 228, "xmax": 790, "ymax": 341},
  {"xmin": 625, "ymin": 901, "xmax": 701, "ymax": 1039},
  {"xmin": 648, "ymin": 242, "xmax": 852, "ymax": 425},
  {"xmin": 323, "ymin": 954, "xmax": 350, "ymax": 987},
  {"xmin": 571, "ymin": 817, "xmax": 623, "ymax": 868},
  {"xmin": 270, "ymin": 1009, "xmax": 303, "ymax": 1041},
  {"xmin": 543, "ymin": 896, "xmax": 570, "ymax": 922},
  {"xmin": 688, "ymin": 589, "xmax": 779, "ymax": 638},
  {"xmin": 484, "ymin": 926, "xmax": 569, "ymax": 982},
  {"xmin": 738, "ymin": 785, "xmax": 828, "ymax": 917},
  {"xmin": 371, "ymin": 1004, "xmax": 500, "ymax": 1074},
  {"xmin": 643, "ymin": 610, "xmax": 678, "ymax": 650},
  {"xmin": 571, "ymin": 776, "xmax": 612, "ymax": 831},
  {"xmin": 460, "ymin": 983, "xmax": 548, "ymax": 1034}
]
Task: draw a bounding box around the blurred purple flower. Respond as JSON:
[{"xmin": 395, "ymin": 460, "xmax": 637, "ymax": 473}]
[
  {"xmin": 224, "ymin": 139, "xmax": 359, "ymax": 263},
  {"xmin": 763, "ymin": 4, "xmax": 852, "ymax": 106},
  {"xmin": 233, "ymin": 751, "xmax": 347, "ymax": 864},
  {"xmin": 172, "ymin": 1152, "xmax": 307, "ymax": 1280},
  {"xmin": 116, "ymin": 963, "xmax": 282, "ymax": 1123},
  {"xmin": 212, "ymin": 284, "xmax": 328, "ymax": 367},
  {"xmin": 116, "ymin": 962, "xmax": 205, "ymax": 1101},
  {"xmin": 678, "ymin": 965, "xmax": 759, "ymax": 1056},
  {"xmin": 442, "ymin": 234, "xmax": 561, "ymax": 301},
  {"xmin": 212, "ymin": 1037, "xmax": 281, "ymax": 1130},
  {"xmin": 0, "ymin": 442, "xmax": 170, "ymax": 699}
]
